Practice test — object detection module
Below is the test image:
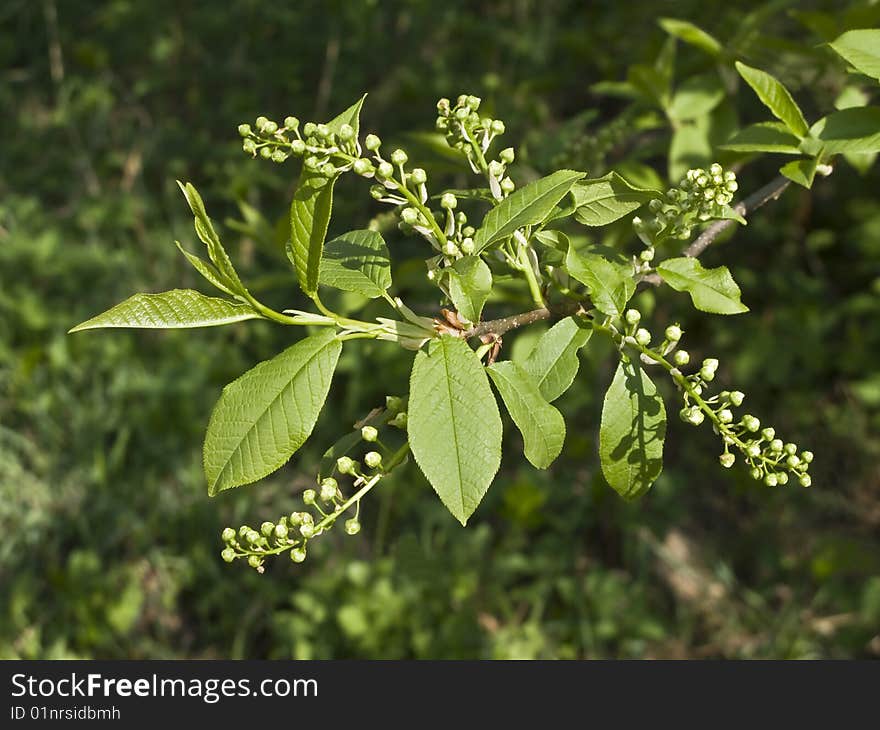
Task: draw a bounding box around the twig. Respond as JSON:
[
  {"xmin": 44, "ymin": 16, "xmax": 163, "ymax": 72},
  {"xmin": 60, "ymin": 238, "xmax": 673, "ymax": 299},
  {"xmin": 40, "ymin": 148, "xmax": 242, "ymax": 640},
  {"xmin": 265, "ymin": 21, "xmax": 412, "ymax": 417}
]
[
  {"xmin": 465, "ymin": 300, "xmax": 580, "ymax": 339},
  {"xmin": 641, "ymin": 174, "xmax": 792, "ymax": 285}
]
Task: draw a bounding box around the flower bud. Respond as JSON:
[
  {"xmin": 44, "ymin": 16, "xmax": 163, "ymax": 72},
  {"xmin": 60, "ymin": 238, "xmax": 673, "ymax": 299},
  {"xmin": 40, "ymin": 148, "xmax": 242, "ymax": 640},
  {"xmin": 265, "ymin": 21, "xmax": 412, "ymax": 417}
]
[
  {"xmin": 291, "ymin": 547, "xmax": 307, "ymax": 563},
  {"xmin": 337, "ymin": 456, "xmax": 356, "ymax": 474},
  {"xmin": 761, "ymin": 427, "xmax": 776, "ymax": 441},
  {"xmin": 764, "ymin": 473, "xmax": 778, "ymax": 487},
  {"xmin": 274, "ymin": 523, "xmax": 289, "ymax": 539},
  {"xmin": 742, "ymin": 415, "xmax": 760, "ymax": 433},
  {"xmin": 370, "ymin": 184, "xmax": 385, "ymax": 200},
  {"xmin": 364, "ymin": 451, "xmax": 382, "ymax": 469},
  {"xmin": 344, "ymin": 518, "xmax": 361, "ymax": 535},
  {"xmin": 499, "ymin": 147, "xmax": 515, "ymax": 164},
  {"xmin": 718, "ymin": 409, "xmax": 733, "ymax": 424},
  {"xmin": 786, "ymin": 454, "xmax": 800, "ymax": 468},
  {"xmin": 467, "ymin": 95, "xmax": 482, "ymax": 110},
  {"xmin": 390, "ymin": 148, "xmax": 408, "ymax": 166},
  {"xmin": 303, "ymin": 489, "xmax": 316, "ymax": 505},
  {"xmin": 674, "ymin": 350, "xmax": 690, "ymax": 366},
  {"xmin": 300, "ymin": 524, "xmax": 315, "ymax": 539},
  {"xmin": 302, "ymin": 121, "xmax": 316, "ymax": 137},
  {"xmin": 222, "ymin": 527, "xmax": 236, "ymax": 543},
  {"xmin": 338, "ymin": 123, "xmax": 355, "ymax": 142},
  {"xmin": 710, "ymin": 163, "xmax": 722, "ymax": 176},
  {"xmin": 238, "ymin": 123, "xmax": 252, "ymax": 137},
  {"xmin": 260, "ymin": 521, "xmax": 275, "ymax": 537},
  {"xmin": 437, "ymin": 98, "xmax": 451, "ymax": 114},
  {"xmin": 386, "ymin": 395, "xmax": 405, "ymax": 413},
  {"xmin": 746, "ymin": 443, "xmax": 761, "ymax": 458},
  {"xmin": 221, "ymin": 548, "xmax": 236, "ymax": 563},
  {"xmin": 242, "ymin": 139, "xmax": 257, "ymax": 154},
  {"xmin": 500, "ymin": 177, "xmax": 515, "ymax": 193},
  {"xmin": 625, "ymin": 309, "xmax": 641, "ymax": 325},
  {"xmin": 320, "ymin": 480, "xmax": 339, "ymax": 502},
  {"xmin": 377, "ymin": 161, "xmax": 394, "ymax": 179},
  {"xmin": 289, "ymin": 512, "xmax": 303, "ymax": 526},
  {"xmin": 699, "ymin": 367, "xmax": 715, "ymax": 382},
  {"xmin": 353, "ymin": 158, "xmax": 373, "ymax": 176},
  {"xmin": 769, "ymin": 439, "xmax": 784, "ymax": 453},
  {"xmin": 719, "ymin": 452, "xmax": 735, "ymax": 468},
  {"xmin": 410, "ymin": 167, "xmax": 427, "ymax": 185},
  {"xmin": 441, "ymin": 193, "xmax": 458, "ymax": 210},
  {"xmin": 389, "ymin": 412, "xmax": 408, "ymax": 429},
  {"xmin": 255, "ymin": 115, "xmax": 269, "ymax": 131},
  {"xmin": 260, "ymin": 146, "xmax": 273, "ymax": 159},
  {"xmin": 490, "ymin": 119, "xmax": 506, "ymax": 135},
  {"xmin": 750, "ymin": 467, "xmax": 763, "ymax": 481},
  {"xmin": 248, "ymin": 555, "xmax": 262, "ymax": 569},
  {"xmin": 460, "ymin": 237, "xmax": 475, "ymax": 254},
  {"xmin": 284, "ymin": 115, "xmax": 299, "ymax": 130},
  {"xmin": 488, "ymin": 160, "xmax": 504, "ymax": 178},
  {"xmin": 702, "ymin": 358, "xmax": 719, "ymax": 373},
  {"xmin": 665, "ymin": 324, "xmax": 682, "ymax": 342},
  {"xmin": 361, "ymin": 425, "xmax": 378, "ymax": 442},
  {"xmin": 635, "ymin": 328, "xmax": 651, "ymax": 346},
  {"xmin": 729, "ymin": 391, "xmax": 745, "ymax": 407},
  {"xmin": 799, "ymin": 475, "xmax": 812, "ymax": 488},
  {"xmin": 291, "ymin": 139, "xmax": 306, "ymax": 155},
  {"xmin": 365, "ymin": 133, "xmax": 381, "ymax": 151},
  {"xmin": 777, "ymin": 472, "xmax": 789, "ymax": 485},
  {"xmin": 443, "ymin": 242, "xmax": 460, "ymax": 257},
  {"xmin": 271, "ymin": 150, "xmax": 288, "ymax": 163},
  {"xmin": 801, "ymin": 451, "xmax": 814, "ymax": 463},
  {"xmin": 246, "ymin": 530, "xmax": 261, "ymax": 545},
  {"xmin": 640, "ymin": 247, "xmax": 655, "ymax": 262},
  {"xmin": 401, "ymin": 207, "xmax": 420, "ymax": 225}
]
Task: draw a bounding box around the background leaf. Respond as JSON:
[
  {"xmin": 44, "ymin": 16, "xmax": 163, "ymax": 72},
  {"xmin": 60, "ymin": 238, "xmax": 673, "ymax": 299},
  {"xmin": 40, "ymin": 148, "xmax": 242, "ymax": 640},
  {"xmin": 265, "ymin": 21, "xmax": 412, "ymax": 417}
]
[
  {"xmin": 811, "ymin": 107, "xmax": 880, "ymax": 154},
  {"xmin": 70, "ymin": 290, "xmax": 261, "ymax": 332},
  {"xmin": 319, "ymin": 229, "xmax": 391, "ymax": 298},
  {"xmin": 599, "ymin": 355, "xmax": 666, "ymax": 500},
  {"xmin": 572, "ymin": 172, "xmax": 661, "ymax": 226},
  {"xmin": 828, "ymin": 29, "xmax": 880, "ymax": 81},
  {"xmin": 203, "ymin": 330, "xmax": 342, "ymax": 495},
  {"xmin": 735, "ymin": 61, "xmax": 809, "ymax": 137},
  {"xmin": 408, "ymin": 336, "xmax": 502, "ymax": 525},
  {"xmin": 487, "ymin": 361, "xmax": 565, "ymax": 469},
  {"xmin": 522, "ymin": 317, "xmax": 592, "ymax": 402},
  {"xmin": 474, "ymin": 169, "xmax": 585, "ymax": 251},
  {"xmin": 656, "ymin": 257, "xmax": 749, "ymax": 314},
  {"xmin": 448, "ymin": 255, "xmax": 492, "ymax": 323},
  {"xmin": 658, "ymin": 18, "xmax": 722, "ymax": 56},
  {"xmin": 721, "ymin": 122, "xmax": 803, "ymax": 154},
  {"xmin": 667, "ymin": 73, "xmax": 725, "ymax": 121}
]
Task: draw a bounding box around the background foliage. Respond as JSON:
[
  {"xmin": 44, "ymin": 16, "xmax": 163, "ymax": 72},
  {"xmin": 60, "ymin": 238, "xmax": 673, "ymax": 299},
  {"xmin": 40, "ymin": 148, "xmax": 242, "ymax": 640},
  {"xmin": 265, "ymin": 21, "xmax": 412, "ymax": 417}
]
[{"xmin": 2, "ymin": 0, "xmax": 879, "ymax": 659}]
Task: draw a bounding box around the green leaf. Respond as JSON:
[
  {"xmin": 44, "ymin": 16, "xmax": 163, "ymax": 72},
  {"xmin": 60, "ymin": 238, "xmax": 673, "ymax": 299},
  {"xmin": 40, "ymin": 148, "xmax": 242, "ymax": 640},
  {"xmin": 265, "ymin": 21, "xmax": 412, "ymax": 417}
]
[
  {"xmin": 780, "ymin": 157, "xmax": 819, "ymax": 189},
  {"xmin": 319, "ymin": 229, "xmax": 391, "ymax": 298},
  {"xmin": 177, "ymin": 181, "xmax": 246, "ymax": 294},
  {"xmin": 669, "ymin": 120, "xmax": 712, "ymax": 182},
  {"xmin": 656, "ymin": 257, "xmax": 749, "ymax": 314},
  {"xmin": 828, "ymin": 29, "xmax": 880, "ymax": 81},
  {"xmin": 720, "ymin": 121, "xmax": 803, "ymax": 154},
  {"xmin": 69, "ymin": 289, "xmax": 261, "ymax": 332},
  {"xmin": 408, "ymin": 336, "xmax": 502, "ymax": 525},
  {"xmin": 487, "ymin": 361, "xmax": 565, "ymax": 469},
  {"xmin": 565, "ymin": 247, "xmax": 635, "ymax": 319},
  {"xmin": 599, "ymin": 355, "xmax": 666, "ymax": 500},
  {"xmin": 735, "ymin": 61, "xmax": 809, "ymax": 137},
  {"xmin": 448, "ymin": 255, "xmax": 492, "ymax": 324},
  {"xmin": 658, "ymin": 18, "xmax": 722, "ymax": 56},
  {"xmin": 287, "ymin": 95, "xmax": 367, "ymax": 296},
  {"xmin": 522, "ymin": 317, "xmax": 592, "ymax": 402},
  {"xmin": 474, "ymin": 169, "xmax": 585, "ymax": 251},
  {"xmin": 668, "ymin": 73, "xmax": 725, "ymax": 121},
  {"xmin": 810, "ymin": 107, "xmax": 880, "ymax": 154},
  {"xmin": 203, "ymin": 329, "xmax": 342, "ymax": 495},
  {"xmin": 571, "ymin": 172, "xmax": 662, "ymax": 227},
  {"xmin": 289, "ymin": 172, "xmax": 336, "ymax": 297}
]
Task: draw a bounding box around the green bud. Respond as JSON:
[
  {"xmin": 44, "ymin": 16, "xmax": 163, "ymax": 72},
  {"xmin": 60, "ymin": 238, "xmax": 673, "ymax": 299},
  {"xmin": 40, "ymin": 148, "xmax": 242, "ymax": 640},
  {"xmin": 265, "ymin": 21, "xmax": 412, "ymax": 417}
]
[
  {"xmin": 291, "ymin": 139, "xmax": 306, "ymax": 155},
  {"xmin": 239, "ymin": 525, "xmax": 250, "ymax": 537},
  {"xmin": 303, "ymin": 489, "xmax": 317, "ymax": 505},
  {"xmin": 361, "ymin": 426, "xmax": 378, "ymax": 442},
  {"xmin": 801, "ymin": 451, "xmax": 814, "ymax": 463},
  {"xmin": 302, "ymin": 122, "xmax": 317, "ymax": 137},
  {"xmin": 322, "ymin": 162, "xmax": 337, "ymax": 176},
  {"xmin": 353, "ymin": 158, "xmax": 373, "ymax": 176},
  {"xmin": 370, "ymin": 184, "xmax": 385, "ymax": 200},
  {"xmin": 442, "ymin": 242, "xmax": 460, "ymax": 257},
  {"xmin": 246, "ymin": 530, "xmax": 261, "ymax": 545},
  {"xmin": 271, "ymin": 150, "xmax": 288, "ymax": 163},
  {"xmin": 729, "ymin": 391, "xmax": 745, "ymax": 407},
  {"xmin": 263, "ymin": 120, "xmax": 278, "ymax": 134},
  {"xmin": 390, "ymin": 148, "xmax": 408, "ymax": 165},
  {"xmin": 247, "ymin": 555, "xmax": 262, "ymax": 569},
  {"xmin": 786, "ymin": 454, "xmax": 800, "ymax": 468},
  {"xmin": 750, "ymin": 467, "xmax": 763, "ymax": 481},
  {"xmin": 337, "ymin": 456, "xmax": 356, "ymax": 475},
  {"xmin": 315, "ymin": 123, "xmax": 330, "ymax": 140},
  {"xmin": 454, "ymin": 107, "xmax": 469, "ymax": 121},
  {"xmin": 441, "ymin": 192, "xmax": 458, "ymax": 210},
  {"xmin": 221, "ymin": 547, "xmax": 236, "ymax": 563},
  {"xmin": 221, "ymin": 527, "xmax": 236, "ymax": 543},
  {"xmin": 490, "ymin": 119, "xmax": 506, "ymax": 135},
  {"xmin": 274, "ymin": 523, "xmax": 289, "ymax": 539},
  {"xmin": 702, "ymin": 358, "xmax": 719, "ymax": 372},
  {"xmin": 238, "ymin": 123, "xmax": 252, "ymax": 137},
  {"xmin": 674, "ymin": 350, "xmax": 690, "ymax": 366},
  {"xmin": 742, "ymin": 415, "xmax": 761, "ymax": 433},
  {"xmin": 289, "ymin": 512, "xmax": 303, "ymax": 526},
  {"xmin": 665, "ymin": 324, "xmax": 682, "ymax": 342},
  {"xmin": 746, "ymin": 443, "xmax": 761, "ymax": 458},
  {"xmin": 410, "ymin": 167, "xmax": 427, "ymax": 185},
  {"xmin": 769, "ymin": 439, "xmax": 784, "ymax": 453},
  {"xmin": 377, "ymin": 161, "xmax": 394, "ymax": 179},
  {"xmin": 401, "ymin": 207, "xmax": 420, "ymax": 225},
  {"xmin": 344, "ymin": 518, "xmax": 361, "ymax": 536},
  {"xmin": 761, "ymin": 427, "xmax": 776, "ymax": 441},
  {"xmin": 300, "ymin": 524, "xmax": 315, "ymax": 539},
  {"xmin": 364, "ymin": 451, "xmax": 382, "ymax": 469},
  {"xmin": 389, "ymin": 412, "xmax": 408, "ymax": 429},
  {"xmin": 385, "ymin": 395, "xmax": 405, "ymax": 413},
  {"xmin": 799, "ymin": 475, "xmax": 812, "ymax": 488},
  {"xmin": 291, "ymin": 547, "xmax": 307, "ymax": 563},
  {"xmin": 437, "ymin": 97, "xmax": 451, "ymax": 114},
  {"xmin": 320, "ymin": 480, "xmax": 339, "ymax": 502},
  {"xmin": 777, "ymin": 472, "xmax": 789, "ymax": 485},
  {"xmin": 499, "ymin": 147, "xmax": 515, "ymax": 164},
  {"xmin": 467, "ymin": 95, "xmax": 482, "ymax": 110},
  {"xmin": 699, "ymin": 367, "xmax": 715, "ymax": 382},
  {"xmin": 500, "ymin": 177, "xmax": 515, "ymax": 193},
  {"xmin": 634, "ymin": 328, "xmax": 651, "ymax": 346},
  {"xmin": 242, "ymin": 139, "xmax": 257, "ymax": 154},
  {"xmin": 764, "ymin": 473, "xmax": 778, "ymax": 487},
  {"xmin": 488, "ymin": 160, "xmax": 504, "ymax": 178},
  {"xmin": 284, "ymin": 116, "xmax": 299, "ymax": 130},
  {"xmin": 260, "ymin": 146, "xmax": 272, "ymax": 159},
  {"xmin": 255, "ymin": 115, "xmax": 269, "ymax": 131},
  {"xmin": 364, "ymin": 133, "xmax": 381, "ymax": 151},
  {"xmin": 338, "ymin": 123, "xmax": 355, "ymax": 142},
  {"xmin": 718, "ymin": 409, "xmax": 733, "ymax": 424},
  {"xmin": 460, "ymin": 237, "xmax": 475, "ymax": 254},
  {"xmin": 260, "ymin": 521, "xmax": 275, "ymax": 537},
  {"xmin": 640, "ymin": 247, "xmax": 656, "ymax": 262},
  {"xmin": 625, "ymin": 309, "xmax": 641, "ymax": 325},
  {"xmin": 784, "ymin": 442, "xmax": 797, "ymax": 455},
  {"xmin": 719, "ymin": 452, "xmax": 735, "ymax": 468}
]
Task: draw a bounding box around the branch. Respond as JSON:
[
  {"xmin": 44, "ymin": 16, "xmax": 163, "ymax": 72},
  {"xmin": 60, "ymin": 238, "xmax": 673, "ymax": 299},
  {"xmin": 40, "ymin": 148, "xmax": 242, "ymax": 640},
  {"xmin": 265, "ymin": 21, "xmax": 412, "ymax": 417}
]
[
  {"xmin": 641, "ymin": 174, "xmax": 792, "ymax": 285},
  {"xmin": 465, "ymin": 300, "xmax": 580, "ymax": 339}
]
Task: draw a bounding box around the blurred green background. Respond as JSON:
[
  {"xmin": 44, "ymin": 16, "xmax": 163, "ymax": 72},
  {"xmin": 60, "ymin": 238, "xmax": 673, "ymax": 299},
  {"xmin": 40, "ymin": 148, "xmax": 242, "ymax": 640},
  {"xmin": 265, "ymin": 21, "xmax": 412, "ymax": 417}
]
[{"xmin": 2, "ymin": 0, "xmax": 879, "ymax": 659}]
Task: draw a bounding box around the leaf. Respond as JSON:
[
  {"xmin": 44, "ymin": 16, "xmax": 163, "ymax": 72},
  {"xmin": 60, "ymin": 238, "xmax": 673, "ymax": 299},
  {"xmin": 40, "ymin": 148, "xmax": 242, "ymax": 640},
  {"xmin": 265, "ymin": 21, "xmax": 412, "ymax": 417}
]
[
  {"xmin": 658, "ymin": 18, "xmax": 722, "ymax": 56},
  {"xmin": 287, "ymin": 95, "xmax": 367, "ymax": 296},
  {"xmin": 319, "ymin": 229, "xmax": 391, "ymax": 298},
  {"xmin": 474, "ymin": 169, "xmax": 585, "ymax": 251},
  {"xmin": 448, "ymin": 256, "xmax": 492, "ymax": 324},
  {"xmin": 522, "ymin": 316, "xmax": 592, "ymax": 402},
  {"xmin": 289, "ymin": 172, "xmax": 337, "ymax": 297},
  {"xmin": 565, "ymin": 247, "xmax": 635, "ymax": 319},
  {"xmin": 69, "ymin": 289, "xmax": 261, "ymax": 332},
  {"xmin": 669, "ymin": 120, "xmax": 712, "ymax": 182},
  {"xmin": 408, "ymin": 336, "xmax": 502, "ymax": 525},
  {"xmin": 175, "ymin": 243, "xmax": 237, "ymax": 296},
  {"xmin": 735, "ymin": 61, "xmax": 809, "ymax": 137},
  {"xmin": 780, "ymin": 158, "xmax": 819, "ymax": 189},
  {"xmin": 810, "ymin": 107, "xmax": 880, "ymax": 154},
  {"xmin": 487, "ymin": 361, "xmax": 565, "ymax": 469},
  {"xmin": 599, "ymin": 355, "xmax": 666, "ymax": 500},
  {"xmin": 720, "ymin": 121, "xmax": 803, "ymax": 154},
  {"xmin": 177, "ymin": 181, "xmax": 245, "ymax": 294},
  {"xmin": 656, "ymin": 257, "xmax": 749, "ymax": 314},
  {"xmin": 571, "ymin": 172, "xmax": 662, "ymax": 226},
  {"xmin": 828, "ymin": 29, "xmax": 880, "ymax": 81},
  {"xmin": 668, "ymin": 73, "xmax": 725, "ymax": 121},
  {"xmin": 203, "ymin": 329, "xmax": 342, "ymax": 495}
]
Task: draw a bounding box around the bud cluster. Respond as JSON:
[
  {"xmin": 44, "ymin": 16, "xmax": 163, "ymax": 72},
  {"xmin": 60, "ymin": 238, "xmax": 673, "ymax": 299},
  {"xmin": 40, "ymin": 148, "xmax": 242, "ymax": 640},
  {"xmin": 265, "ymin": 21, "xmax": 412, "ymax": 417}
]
[
  {"xmin": 633, "ymin": 163, "xmax": 739, "ymax": 256},
  {"xmin": 435, "ymin": 95, "xmax": 515, "ymax": 199}
]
